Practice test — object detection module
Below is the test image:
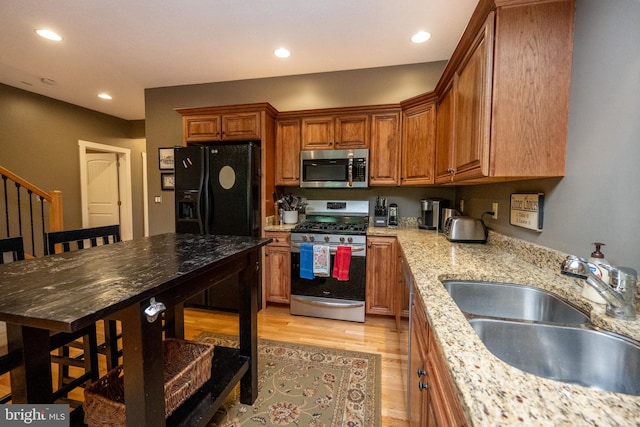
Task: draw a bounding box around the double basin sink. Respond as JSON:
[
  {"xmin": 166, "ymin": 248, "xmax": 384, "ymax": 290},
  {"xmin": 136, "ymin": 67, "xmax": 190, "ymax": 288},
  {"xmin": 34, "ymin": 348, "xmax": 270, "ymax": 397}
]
[{"xmin": 442, "ymin": 280, "xmax": 640, "ymax": 396}]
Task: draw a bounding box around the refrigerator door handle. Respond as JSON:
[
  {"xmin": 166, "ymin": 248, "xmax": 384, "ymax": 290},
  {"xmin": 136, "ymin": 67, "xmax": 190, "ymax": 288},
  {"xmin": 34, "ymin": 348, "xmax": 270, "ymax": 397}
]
[{"xmin": 198, "ymin": 147, "xmax": 208, "ymax": 234}]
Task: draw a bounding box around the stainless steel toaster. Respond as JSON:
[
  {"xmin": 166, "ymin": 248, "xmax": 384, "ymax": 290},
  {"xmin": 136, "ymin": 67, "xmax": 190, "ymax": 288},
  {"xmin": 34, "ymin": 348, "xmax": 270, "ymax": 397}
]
[{"xmin": 443, "ymin": 216, "xmax": 487, "ymax": 243}]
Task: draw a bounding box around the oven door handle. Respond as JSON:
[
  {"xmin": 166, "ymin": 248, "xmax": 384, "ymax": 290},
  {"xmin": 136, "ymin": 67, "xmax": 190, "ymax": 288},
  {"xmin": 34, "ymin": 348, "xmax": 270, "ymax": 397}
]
[
  {"xmin": 291, "ymin": 296, "xmax": 365, "ymax": 309},
  {"xmin": 291, "ymin": 243, "xmax": 365, "ymax": 253}
]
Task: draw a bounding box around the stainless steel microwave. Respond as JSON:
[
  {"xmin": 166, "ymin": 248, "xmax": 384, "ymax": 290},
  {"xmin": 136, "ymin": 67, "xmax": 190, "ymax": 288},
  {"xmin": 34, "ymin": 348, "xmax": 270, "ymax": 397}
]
[{"xmin": 300, "ymin": 149, "xmax": 369, "ymax": 188}]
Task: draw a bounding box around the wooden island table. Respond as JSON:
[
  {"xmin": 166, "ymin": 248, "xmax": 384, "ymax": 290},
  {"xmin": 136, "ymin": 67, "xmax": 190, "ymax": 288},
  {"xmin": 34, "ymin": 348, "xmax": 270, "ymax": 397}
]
[{"xmin": 0, "ymin": 233, "xmax": 270, "ymax": 426}]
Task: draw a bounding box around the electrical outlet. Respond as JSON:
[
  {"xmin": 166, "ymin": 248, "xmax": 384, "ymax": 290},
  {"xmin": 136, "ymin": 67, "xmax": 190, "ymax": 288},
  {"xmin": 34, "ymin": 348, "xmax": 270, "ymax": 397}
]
[
  {"xmin": 460, "ymin": 200, "xmax": 464, "ymax": 213},
  {"xmin": 492, "ymin": 202, "xmax": 498, "ymax": 220}
]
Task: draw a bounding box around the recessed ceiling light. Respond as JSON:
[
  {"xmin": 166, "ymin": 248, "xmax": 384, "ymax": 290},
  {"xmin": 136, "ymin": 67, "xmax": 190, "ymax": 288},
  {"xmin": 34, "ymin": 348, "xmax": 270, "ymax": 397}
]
[
  {"xmin": 411, "ymin": 31, "xmax": 431, "ymax": 44},
  {"xmin": 274, "ymin": 48, "xmax": 291, "ymax": 58},
  {"xmin": 98, "ymin": 93, "xmax": 112, "ymax": 100},
  {"xmin": 36, "ymin": 29, "xmax": 62, "ymax": 41}
]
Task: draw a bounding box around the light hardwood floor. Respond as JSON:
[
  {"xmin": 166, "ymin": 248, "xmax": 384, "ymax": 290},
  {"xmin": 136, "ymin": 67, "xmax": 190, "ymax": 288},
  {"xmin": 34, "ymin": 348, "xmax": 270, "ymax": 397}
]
[
  {"xmin": 185, "ymin": 304, "xmax": 411, "ymax": 427},
  {"xmin": 1, "ymin": 306, "xmax": 410, "ymax": 426}
]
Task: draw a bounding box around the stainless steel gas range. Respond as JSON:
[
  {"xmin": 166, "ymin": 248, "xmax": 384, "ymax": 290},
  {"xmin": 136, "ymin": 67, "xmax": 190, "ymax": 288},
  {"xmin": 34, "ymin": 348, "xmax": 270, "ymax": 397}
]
[{"xmin": 289, "ymin": 200, "xmax": 369, "ymax": 322}]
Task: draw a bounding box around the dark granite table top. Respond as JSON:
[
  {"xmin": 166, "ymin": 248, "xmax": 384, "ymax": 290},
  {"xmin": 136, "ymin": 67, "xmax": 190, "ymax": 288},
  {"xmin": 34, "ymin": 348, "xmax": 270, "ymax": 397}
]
[{"xmin": 0, "ymin": 233, "xmax": 269, "ymax": 332}]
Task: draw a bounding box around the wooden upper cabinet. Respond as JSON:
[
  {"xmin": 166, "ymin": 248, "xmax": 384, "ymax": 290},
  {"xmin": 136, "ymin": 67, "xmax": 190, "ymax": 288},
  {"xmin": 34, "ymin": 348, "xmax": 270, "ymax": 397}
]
[
  {"xmin": 222, "ymin": 112, "xmax": 261, "ymax": 140},
  {"xmin": 451, "ymin": 12, "xmax": 493, "ymax": 181},
  {"xmin": 433, "ymin": 0, "xmax": 575, "ymax": 183},
  {"xmin": 370, "ymin": 112, "xmax": 401, "ymax": 186},
  {"xmin": 301, "ymin": 114, "xmax": 369, "ymax": 150},
  {"xmin": 275, "ymin": 119, "xmax": 301, "ymax": 186},
  {"xmin": 434, "ymin": 86, "xmax": 455, "ymax": 184},
  {"xmin": 335, "ymin": 114, "xmax": 369, "ymax": 149},
  {"xmin": 183, "ymin": 115, "xmax": 222, "ymax": 142},
  {"xmin": 490, "ymin": 0, "xmax": 574, "ymax": 178},
  {"xmin": 301, "ymin": 116, "xmax": 335, "ymax": 149},
  {"xmin": 182, "ymin": 111, "xmax": 260, "ymax": 143},
  {"xmin": 401, "ymin": 102, "xmax": 436, "ymax": 186}
]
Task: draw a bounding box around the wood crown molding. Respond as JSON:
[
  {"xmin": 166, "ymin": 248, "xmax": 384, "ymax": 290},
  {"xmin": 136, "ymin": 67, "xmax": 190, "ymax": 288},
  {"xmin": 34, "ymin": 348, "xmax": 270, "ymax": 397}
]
[{"xmin": 175, "ymin": 102, "xmax": 278, "ymax": 118}]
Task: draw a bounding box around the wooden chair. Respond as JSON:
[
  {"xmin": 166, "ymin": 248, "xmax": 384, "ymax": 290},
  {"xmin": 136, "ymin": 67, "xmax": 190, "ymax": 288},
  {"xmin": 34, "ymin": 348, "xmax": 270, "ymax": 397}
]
[
  {"xmin": 46, "ymin": 224, "xmax": 121, "ymax": 255},
  {"xmin": 45, "ymin": 225, "xmax": 122, "ymax": 394},
  {"xmin": 0, "ymin": 236, "xmax": 25, "ymax": 265}
]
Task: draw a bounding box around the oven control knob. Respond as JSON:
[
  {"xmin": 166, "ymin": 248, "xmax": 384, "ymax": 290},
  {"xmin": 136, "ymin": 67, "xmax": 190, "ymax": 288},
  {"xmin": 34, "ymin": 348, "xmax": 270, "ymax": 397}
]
[
  {"xmin": 309, "ymin": 236, "xmax": 315, "ymax": 242},
  {"xmin": 348, "ymin": 237, "xmax": 353, "ymax": 243},
  {"xmin": 324, "ymin": 236, "xmax": 330, "ymax": 243},
  {"xmin": 339, "ymin": 237, "xmax": 345, "ymax": 243},
  {"xmin": 302, "ymin": 235, "xmax": 308, "ymax": 242}
]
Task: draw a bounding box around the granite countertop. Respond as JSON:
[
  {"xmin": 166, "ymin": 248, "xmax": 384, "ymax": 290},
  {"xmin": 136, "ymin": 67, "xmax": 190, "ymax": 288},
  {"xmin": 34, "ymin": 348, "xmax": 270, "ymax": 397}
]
[
  {"xmin": 368, "ymin": 226, "xmax": 640, "ymax": 427},
  {"xmin": 264, "ymin": 223, "xmax": 298, "ymax": 232}
]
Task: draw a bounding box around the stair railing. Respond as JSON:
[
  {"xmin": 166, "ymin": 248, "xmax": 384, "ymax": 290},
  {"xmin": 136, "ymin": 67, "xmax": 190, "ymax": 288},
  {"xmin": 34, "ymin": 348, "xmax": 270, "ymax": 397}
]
[{"xmin": 0, "ymin": 165, "xmax": 64, "ymax": 258}]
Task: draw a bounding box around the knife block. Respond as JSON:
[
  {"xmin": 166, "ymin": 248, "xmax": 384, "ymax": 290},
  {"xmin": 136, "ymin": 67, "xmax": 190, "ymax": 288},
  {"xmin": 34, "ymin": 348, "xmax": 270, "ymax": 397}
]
[{"xmin": 374, "ymin": 206, "xmax": 387, "ymax": 227}]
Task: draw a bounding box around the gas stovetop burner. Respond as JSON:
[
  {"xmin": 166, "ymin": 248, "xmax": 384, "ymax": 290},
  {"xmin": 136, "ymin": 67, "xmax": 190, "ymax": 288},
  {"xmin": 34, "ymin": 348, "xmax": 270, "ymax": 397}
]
[{"xmin": 292, "ymin": 200, "xmax": 370, "ymax": 236}]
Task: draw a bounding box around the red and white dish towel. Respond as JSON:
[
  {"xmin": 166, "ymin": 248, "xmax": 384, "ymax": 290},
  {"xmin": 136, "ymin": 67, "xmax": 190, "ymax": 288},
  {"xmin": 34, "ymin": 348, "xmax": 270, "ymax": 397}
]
[{"xmin": 313, "ymin": 245, "xmax": 331, "ymax": 277}]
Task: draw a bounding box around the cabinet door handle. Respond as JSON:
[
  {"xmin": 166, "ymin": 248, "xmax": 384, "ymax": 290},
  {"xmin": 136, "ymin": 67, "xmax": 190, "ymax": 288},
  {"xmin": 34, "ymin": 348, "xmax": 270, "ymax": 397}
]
[
  {"xmin": 418, "ymin": 381, "xmax": 429, "ymax": 391},
  {"xmin": 447, "ymin": 168, "xmax": 455, "ymax": 174},
  {"xmin": 417, "ymin": 368, "xmax": 426, "ymax": 377}
]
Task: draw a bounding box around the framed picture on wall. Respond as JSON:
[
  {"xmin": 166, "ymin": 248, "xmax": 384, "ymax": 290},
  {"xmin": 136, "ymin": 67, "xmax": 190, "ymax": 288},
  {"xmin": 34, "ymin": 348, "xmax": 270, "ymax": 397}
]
[
  {"xmin": 158, "ymin": 147, "xmax": 175, "ymax": 170},
  {"xmin": 161, "ymin": 173, "xmax": 175, "ymax": 191}
]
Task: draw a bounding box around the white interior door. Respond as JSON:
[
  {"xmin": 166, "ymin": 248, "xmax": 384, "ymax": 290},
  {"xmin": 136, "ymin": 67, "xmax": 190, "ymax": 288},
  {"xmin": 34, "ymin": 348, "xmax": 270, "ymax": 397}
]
[
  {"xmin": 86, "ymin": 152, "xmax": 120, "ymax": 227},
  {"xmin": 79, "ymin": 140, "xmax": 134, "ymax": 240}
]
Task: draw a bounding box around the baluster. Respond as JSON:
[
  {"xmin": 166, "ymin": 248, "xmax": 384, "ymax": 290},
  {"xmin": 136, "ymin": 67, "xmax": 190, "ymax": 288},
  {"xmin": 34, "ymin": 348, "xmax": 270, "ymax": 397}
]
[
  {"xmin": 2, "ymin": 175, "xmax": 8, "ymax": 236},
  {"xmin": 15, "ymin": 182, "xmax": 23, "ymax": 237},
  {"xmin": 27, "ymin": 189, "xmax": 36, "ymax": 257},
  {"xmin": 40, "ymin": 195, "xmax": 46, "ymax": 258}
]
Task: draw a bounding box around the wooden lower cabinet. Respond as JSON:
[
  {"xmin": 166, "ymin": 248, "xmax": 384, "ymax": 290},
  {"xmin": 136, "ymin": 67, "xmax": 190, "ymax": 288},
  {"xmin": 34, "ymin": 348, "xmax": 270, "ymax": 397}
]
[
  {"xmin": 264, "ymin": 232, "xmax": 291, "ymax": 304},
  {"xmin": 410, "ymin": 283, "xmax": 467, "ymax": 426},
  {"xmin": 409, "ymin": 289, "xmax": 429, "ymax": 426},
  {"xmin": 365, "ymin": 236, "xmax": 397, "ymax": 316}
]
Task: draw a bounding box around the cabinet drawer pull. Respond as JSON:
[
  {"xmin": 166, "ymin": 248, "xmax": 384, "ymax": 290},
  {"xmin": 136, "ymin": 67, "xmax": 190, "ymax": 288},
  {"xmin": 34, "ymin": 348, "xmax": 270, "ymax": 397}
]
[
  {"xmin": 417, "ymin": 368, "xmax": 426, "ymax": 377},
  {"xmin": 418, "ymin": 381, "xmax": 428, "ymax": 391}
]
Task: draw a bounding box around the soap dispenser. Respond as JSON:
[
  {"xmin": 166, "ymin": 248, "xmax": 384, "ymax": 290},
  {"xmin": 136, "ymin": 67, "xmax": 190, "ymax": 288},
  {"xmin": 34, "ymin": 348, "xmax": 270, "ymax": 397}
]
[{"xmin": 581, "ymin": 242, "xmax": 610, "ymax": 304}]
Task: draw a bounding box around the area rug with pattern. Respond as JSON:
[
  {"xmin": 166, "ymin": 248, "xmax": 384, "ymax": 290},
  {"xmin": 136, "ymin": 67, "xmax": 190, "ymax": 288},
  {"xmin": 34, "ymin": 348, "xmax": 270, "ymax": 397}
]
[{"xmin": 194, "ymin": 332, "xmax": 382, "ymax": 427}]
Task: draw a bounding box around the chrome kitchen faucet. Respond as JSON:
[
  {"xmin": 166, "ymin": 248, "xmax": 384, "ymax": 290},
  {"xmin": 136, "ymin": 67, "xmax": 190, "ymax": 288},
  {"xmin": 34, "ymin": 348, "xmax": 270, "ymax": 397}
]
[{"xmin": 561, "ymin": 256, "xmax": 637, "ymax": 320}]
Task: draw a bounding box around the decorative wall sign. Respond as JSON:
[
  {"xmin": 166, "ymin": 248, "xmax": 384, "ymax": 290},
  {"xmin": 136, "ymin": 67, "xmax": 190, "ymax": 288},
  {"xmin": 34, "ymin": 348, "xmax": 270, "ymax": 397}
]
[
  {"xmin": 158, "ymin": 147, "xmax": 175, "ymax": 170},
  {"xmin": 510, "ymin": 193, "xmax": 544, "ymax": 231},
  {"xmin": 161, "ymin": 173, "xmax": 175, "ymax": 191}
]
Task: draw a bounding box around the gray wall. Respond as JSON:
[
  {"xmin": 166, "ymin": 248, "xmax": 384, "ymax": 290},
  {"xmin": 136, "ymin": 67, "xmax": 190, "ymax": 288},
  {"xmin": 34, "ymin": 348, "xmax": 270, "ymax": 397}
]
[
  {"xmin": 145, "ymin": 0, "xmax": 640, "ymax": 272},
  {"xmin": 0, "ymin": 83, "xmax": 146, "ymax": 239},
  {"xmin": 459, "ymin": 0, "xmax": 640, "ymax": 272},
  {"xmin": 144, "ymin": 62, "xmax": 448, "ymax": 234}
]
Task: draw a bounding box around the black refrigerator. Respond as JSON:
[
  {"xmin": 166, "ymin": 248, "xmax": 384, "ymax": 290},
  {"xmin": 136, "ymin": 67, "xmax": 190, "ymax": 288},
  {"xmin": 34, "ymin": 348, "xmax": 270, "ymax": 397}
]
[{"xmin": 174, "ymin": 142, "xmax": 261, "ymax": 312}]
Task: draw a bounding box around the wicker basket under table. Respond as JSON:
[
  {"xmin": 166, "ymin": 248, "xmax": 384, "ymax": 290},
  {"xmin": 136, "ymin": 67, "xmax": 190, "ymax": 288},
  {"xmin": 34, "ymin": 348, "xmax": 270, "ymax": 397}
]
[{"xmin": 83, "ymin": 338, "xmax": 215, "ymax": 427}]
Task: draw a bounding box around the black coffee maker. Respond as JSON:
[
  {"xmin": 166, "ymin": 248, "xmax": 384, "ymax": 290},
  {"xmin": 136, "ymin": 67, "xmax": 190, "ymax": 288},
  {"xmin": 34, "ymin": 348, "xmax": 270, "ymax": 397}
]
[{"xmin": 419, "ymin": 198, "xmax": 449, "ymax": 230}]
